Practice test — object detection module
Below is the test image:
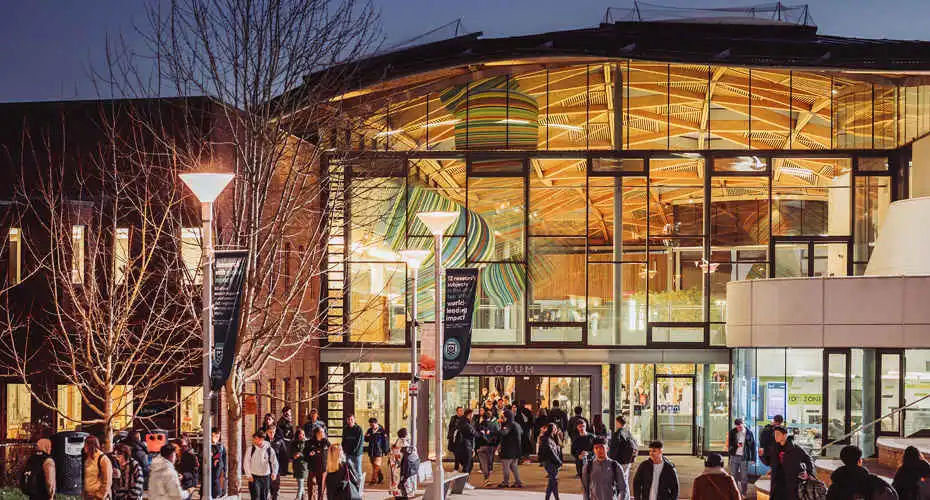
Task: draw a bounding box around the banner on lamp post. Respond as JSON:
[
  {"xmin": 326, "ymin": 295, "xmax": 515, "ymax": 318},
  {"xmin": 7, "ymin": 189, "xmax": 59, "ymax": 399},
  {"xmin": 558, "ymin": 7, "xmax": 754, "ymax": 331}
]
[
  {"xmin": 211, "ymin": 250, "xmax": 248, "ymax": 392},
  {"xmin": 418, "ymin": 323, "xmax": 436, "ymax": 379},
  {"xmin": 442, "ymin": 268, "xmax": 479, "ymax": 380}
]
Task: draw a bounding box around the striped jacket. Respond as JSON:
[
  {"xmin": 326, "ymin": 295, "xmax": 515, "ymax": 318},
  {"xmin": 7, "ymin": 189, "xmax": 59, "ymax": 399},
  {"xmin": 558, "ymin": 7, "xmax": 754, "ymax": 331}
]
[{"xmin": 112, "ymin": 457, "xmax": 144, "ymax": 500}]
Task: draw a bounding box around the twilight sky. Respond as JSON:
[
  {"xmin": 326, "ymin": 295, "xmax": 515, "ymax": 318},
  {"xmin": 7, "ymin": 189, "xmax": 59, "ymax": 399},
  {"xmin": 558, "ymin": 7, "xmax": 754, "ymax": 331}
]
[{"xmin": 1, "ymin": 0, "xmax": 928, "ymax": 102}]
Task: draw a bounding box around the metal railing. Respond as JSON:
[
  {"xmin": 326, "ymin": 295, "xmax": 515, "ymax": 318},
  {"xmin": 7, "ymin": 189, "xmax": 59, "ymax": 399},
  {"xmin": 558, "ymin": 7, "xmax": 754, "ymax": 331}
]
[{"xmin": 815, "ymin": 392, "xmax": 930, "ymax": 457}]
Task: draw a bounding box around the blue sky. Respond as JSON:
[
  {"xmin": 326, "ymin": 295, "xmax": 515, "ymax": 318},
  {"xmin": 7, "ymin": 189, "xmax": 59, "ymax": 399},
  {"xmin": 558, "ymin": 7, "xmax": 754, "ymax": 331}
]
[{"xmin": 1, "ymin": 0, "xmax": 928, "ymax": 102}]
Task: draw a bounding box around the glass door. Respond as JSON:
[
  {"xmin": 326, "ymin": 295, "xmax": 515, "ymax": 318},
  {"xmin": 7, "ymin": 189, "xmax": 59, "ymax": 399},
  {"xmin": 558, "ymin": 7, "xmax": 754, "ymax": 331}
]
[
  {"xmin": 655, "ymin": 376, "xmax": 695, "ymax": 454},
  {"xmin": 773, "ymin": 238, "xmax": 849, "ymax": 278},
  {"xmin": 825, "ymin": 351, "xmax": 850, "ymax": 453},
  {"xmin": 353, "ymin": 378, "xmax": 386, "ymax": 432},
  {"xmin": 388, "ymin": 380, "xmax": 411, "ymax": 438},
  {"xmin": 878, "ymin": 351, "xmax": 904, "ymax": 436}
]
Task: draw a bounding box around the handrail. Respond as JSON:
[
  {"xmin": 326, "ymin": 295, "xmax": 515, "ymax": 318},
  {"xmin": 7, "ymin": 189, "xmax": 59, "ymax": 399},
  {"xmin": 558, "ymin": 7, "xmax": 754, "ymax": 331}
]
[{"xmin": 814, "ymin": 392, "xmax": 930, "ymax": 456}]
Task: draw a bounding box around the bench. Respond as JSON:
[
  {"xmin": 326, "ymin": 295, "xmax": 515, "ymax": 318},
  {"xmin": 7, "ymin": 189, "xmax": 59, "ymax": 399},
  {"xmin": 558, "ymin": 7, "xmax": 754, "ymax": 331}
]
[{"xmin": 422, "ymin": 471, "xmax": 469, "ymax": 497}]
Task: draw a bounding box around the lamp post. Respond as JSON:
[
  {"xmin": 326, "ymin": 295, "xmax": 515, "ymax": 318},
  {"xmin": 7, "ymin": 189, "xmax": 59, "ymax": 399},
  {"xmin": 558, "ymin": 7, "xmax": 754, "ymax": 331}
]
[
  {"xmin": 180, "ymin": 172, "xmax": 234, "ymax": 500},
  {"xmin": 415, "ymin": 211, "xmax": 459, "ymax": 500},
  {"xmin": 399, "ymin": 249, "xmax": 428, "ymax": 454}
]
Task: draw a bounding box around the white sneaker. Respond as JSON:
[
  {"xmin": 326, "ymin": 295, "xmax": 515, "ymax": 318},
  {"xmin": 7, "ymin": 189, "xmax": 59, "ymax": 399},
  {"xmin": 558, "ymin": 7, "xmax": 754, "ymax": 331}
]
[{"xmin": 463, "ymin": 483, "xmax": 475, "ymax": 490}]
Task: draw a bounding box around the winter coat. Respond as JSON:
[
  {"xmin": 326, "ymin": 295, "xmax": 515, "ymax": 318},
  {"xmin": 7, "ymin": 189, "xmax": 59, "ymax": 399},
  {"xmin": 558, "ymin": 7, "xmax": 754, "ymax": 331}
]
[
  {"xmin": 498, "ymin": 417, "xmax": 523, "ymax": 460},
  {"xmin": 275, "ymin": 417, "xmax": 295, "ymax": 475},
  {"xmin": 582, "ymin": 458, "xmax": 627, "ymax": 500},
  {"xmin": 691, "ymin": 467, "xmax": 740, "ymax": 500},
  {"xmin": 568, "ymin": 414, "xmax": 590, "ymax": 441},
  {"xmin": 365, "ymin": 425, "xmax": 389, "ymax": 458},
  {"xmin": 290, "ymin": 439, "xmax": 308, "ymax": 480},
  {"xmin": 759, "ymin": 423, "xmax": 777, "ymax": 465},
  {"xmin": 894, "ymin": 458, "xmax": 930, "ymax": 500},
  {"xmin": 211, "ymin": 443, "xmax": 227, "ymax": 497},
  {"xmin": 516, "ymin": 408, "xmax": 535, "ymax": 452},
  {"xmin": 125, "ymin": 437, "xmax": 150, "ymax": 482},
  {"xmin": 632, "ymin": 457, "xmax": 680, "ymax": 500},
  {"xmin": 475, "ymin": 419, "xmax": 499, "ymax": 448},
  {"xmin": 325, "ymin": 462, "xmax": 361, "ymax": 500},
  {"xmin": 549, "ymin": 408, "xmax": 568, "ymax": 432},
  {"xmin": 454, "ymin": 419, "xmax": 477, "ymax": 462},
  {"xmin": 771, "ymin": 439, "xmax": 814, "ymax": 500},
  {"xmin": 447, "ymin": 415, "xmax": 461, "ymax": 452},
  {"xmin": 608, "ymin": 427, "xmax": 638, "ymax": 465},
  {"xmin": 304, "ymin": 437, "xmax": 330, "ymax": 474},
  {"xmin": 302, "ymin": 419, "xmax": 327, "ymax": 439},
  {"xmin": 571, "ymin": 432, "xmax": 596, "ymax": 462},
  {"xmin": 342, "ymin": 424, "xmax": 364, "ymax": 457},
  {"xmin": 727, "ymin": 427, "xmax": 757, "ymax": 460},
  {"xmin": 177, "ymin": 449, "xmax": 200, "ymax": 490},
  {"xmin": 148, "ymin": 455, "xmax": 184, "ymax": 500},
  {"xmin": 537, "ymin": 435, "xmax": 563, "ymax": 468},
  {"xmin": 533, "ymin": 415, "xmax": 550, "ymax": 439},
  {"xmin": 827, "ymin": 464, "xmax": 871, "ymax": 500},
  {"xmin": 112, "ymin": 457, "xmax": 144, "ymax": 500}
]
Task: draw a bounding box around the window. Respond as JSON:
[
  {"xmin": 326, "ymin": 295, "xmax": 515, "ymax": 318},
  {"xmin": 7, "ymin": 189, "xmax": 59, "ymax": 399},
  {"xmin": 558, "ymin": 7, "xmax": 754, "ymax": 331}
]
[
  {"xmin": 71, "ymin": 225, "xmax": 85, "ymax": 284},
  {"xmin": 57, "ymin": 385, "xmax": 82, "ymax": 431},
  {"xmin": 111, "ymin": 385, "xmax": 133, "ymax": 431},
  {"xmin": 6, "ymin": 383, "xmax": 31, "ymax": 439},
  {"xmin": 8, "ymin": 227, "xmax": 21, "ymax": 285},
  {"xmin": 180, "ymin": 228, "xmax": 203, "ymax": 284},
  {"xmin": 180, "ymin": 386, "xmax": 203, "ymax": 433},
  {"xmin": 113, "ymin": 228, "xmax": 130, "ymax": 285}
]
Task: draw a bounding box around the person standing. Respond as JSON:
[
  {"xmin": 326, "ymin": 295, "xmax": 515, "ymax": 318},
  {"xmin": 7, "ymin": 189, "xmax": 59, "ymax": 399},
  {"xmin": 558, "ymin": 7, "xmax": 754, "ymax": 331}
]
[
  {"xmin": 726, "ymin": 417, "xmax": 756, "ymax": 496},
  {"xmin": 325, "ymin": 443, "xmax": 361, "ymax": 500},
  {"xmin": 571, "ymin": 421, "xmax": 596, "ymax": 478},
  {"xmin": 291, "ymin": 429, "xmax": 309, "ymax": 500},
  {"xmin": 581, "ymin": 436, "xmax": 626, "ymax": 500},
  {"xmin": 448, "ymin": 407, "xmax": 464, "ymax": 472},
  {"xmin": 454, "ymin": 409, "xmax": 477, "ymax": 489},
  {"xmin": 111, "ymin": 444, "xmax": 144, "ymax": 500},
  {"xmin": 174, "ymin": 437, "xmax": 200, "ymax": 498},
  {"xmin": 364, "ymin": 418, "xmax": 389, "ymax": 485},
  {"xmin": 83, "ymin": 436, "xmax": 113, "ymax": 500},
  {"xmin": 550, "ymin": 401, "xmax": 568, "ymax": 434},
  {"xmin": 148, "ymin": 443, "xmax": 184, "ymax": 500},
  {"xmin": 389, "ymin": 428, "xmax": 416, "ymax": 499},
  {"xmin": 22, "ymin": 438, "xmax": 55, "ymax": 500},
  {"xmin": 276, "ymin": 407, "xmax": 296, "ymax": 477},
  {"xmin": 341, "ymin": 415, "xmax": 364, "ymax": 479},
  {"xmin": 517, "ymin": 401, "xmax": 535, "ymax": 462},
  {"xmin": 759, "ymin": 414, "xmax": 784, "ymax": 466},
  {"xmin": 537, "ymin": 423, "xmax": 564, "ymax": 500},
  {"xmin": 568, "ymin": 406, "xmax": 590, "ymax": 443},
  {"xmin": 261, "ymin": 414, "xmax": 277, "ymax": 434},
  {"xmin": 245, "ymin": 431, "xmax": 279, "ymax": 500},
  {"xmin": 211, "ymin": 428, "xmax": 227, "ymax": 499},
  {"xmin": 303, "ymin": 409, "xmax": 327, "ymax": 438},
  {"xmin": 591, "ymin": 415, "xmax": 608, "ymax": 439},
  {"xmin": 691, "ymin": 453, "xmax": 740, "ymax": 500},
  {"xmin": 770, "ymin": 426, "xmax": 813, "ymax": 500},
  {"xmin": 632, "ymin": 441, "xmax": 679, "ymax": 500},
  {"xmin": 262, "ymin": 428, "xmax": 283, "ymax": 500},
  {"xmin": 497, "ymin": 409, "xmax": 524, "ymax": 488},
  {"xmin": 125, "ymin": 431, "xmax": 150, "ymax": 489},
  {"xmin": 608, "ymin": 415, "xmax": 638, "ymax": 490},
  {"xmin": 305, "ymin": 427, "xmax": 330, "ymax": 500},
  {"xmin": 475, "ymin": 413, "xmax": 499, "ymax": 484},
  {"xmin": 893, "ymin": 445, "xmax": 930, "ymax": 499}
]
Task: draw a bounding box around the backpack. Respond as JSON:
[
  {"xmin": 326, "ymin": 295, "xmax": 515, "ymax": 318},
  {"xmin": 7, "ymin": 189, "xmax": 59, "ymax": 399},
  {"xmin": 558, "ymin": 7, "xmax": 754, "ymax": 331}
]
[
  {"xmin": 401, "ymin": 447, "xmax": 420, "ymax": 481},
  {"xmin": 613, "ymin": 430, "xmax": 637, "ymax": 464},
  {"xmin": 20, "ymin": 454, "xmax": 49, "ymax": 497},
  {"xmin": 798, "ymin": 476, "xmax": 828, "ymax": 500}
]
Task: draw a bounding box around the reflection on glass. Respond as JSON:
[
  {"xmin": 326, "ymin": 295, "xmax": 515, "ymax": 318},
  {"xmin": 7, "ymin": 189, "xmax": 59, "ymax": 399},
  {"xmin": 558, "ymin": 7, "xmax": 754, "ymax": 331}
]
[
  {"xmin": 180, "ymin": 386, "xmax": 204, "ymax": 433},
  {"xmin": 468, "ymin": 176, "xmax": 526, "ymax": 260},
  {"xmin": 772, "ymin": 158, "xmax": 851, "ymax": 236},
  {"xmin": 57, "ymin": 385, "xmax": 81, "ymax": 432},
  {"xmin": 6, "ymin": 384, "xmax": 31, "ymax": 439},
  {"xmin": 389, "ymin": 380, "xmax": 410, "ymax": 437},
  {"xmin": 880, "ymin": 354, "xmax": 901, "ymax": 434},
  {"xmin": 854, "ymin": 176, "xmax": 890, "ymax": 270},
  {"xmin": 473, "ymin": 263, "xmax": 525, "ymax": 345},
  {"xmin": 657, "ymin": 377, "xmax": 694, "ymax": 454},
  {"xmin": 353, "ymin": 379, "xmax": 385, "ymax": 442},
  {"xmin": 827, "ymin": 354, "xmax": 847, "ymax": 445},
  {"xmin": 904, "ymin": 350, "xmax": 930, "ymax": 437},
  {"xmin": 349, "ymin": 262, "xmax": 406, "ymax": 343}
]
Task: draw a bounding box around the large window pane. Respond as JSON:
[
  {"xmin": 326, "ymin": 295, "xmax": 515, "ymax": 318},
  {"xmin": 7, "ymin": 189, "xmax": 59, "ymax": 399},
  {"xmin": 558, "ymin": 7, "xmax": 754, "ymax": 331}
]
[
  {"xmin": 180, "ymin": 386, "xmax": 203, "ymax": 434},
  {"xmin": 350, "ymin": 177, "xmax": 405, "ymax": 260},
  {"xmin": 57, "ymin": 385, "xmax": 81, "ymax": 432},
  {"xmin": 773, "ymin": 158, "xmax": 851, "ymax": 236},
  {"xmin": 880, "ymin": 354, "xmax": 901, "ymax": 434},
  {"xmin": 349, "ymin": 262, "xmax": 405, "ymax": 344},
  {"xmin": 529, "ymin": 159, "xmax": 586, "ymax": 236},
  {"xmin": 467, "ymin": 176, "xmax": 525, "ymax": 261},
  {"xmin": 625, "ymin": 62, "xmax": 670, "ymax": 150},
  {"xmin": 6, "ymin": 383, "xmax": 31, "ymax": 439},
  {"xmin": 905, "ymin": 350, "xmax": 930, "ymax": 437},
  {"xmin": 71, "ymin": 225, "xmax": 85, "ymax": 284},
  {"xmin": 711, "ymin": 67, "xmax": 750, "ymax": 150},
  {"xmin": 854, "ymin": 176, "xmax": 891, "ymax": 274},
  {"xmin": 827, "ymin": 353, "xmax": 847, "ymax": 445},
  {"xmin": 473, "ymin": 262, "xmax": 524, "ymax": 345},
  {"xmin": 788, "ymin": 349, "xmax": 823, "ymax": 453},
  {"xmin": 588, "ymin": 262, "xmax": 646, "ymax": 346},
  {"xmin": 528, "ymin": 237, "xmax": 585, "ymax": 325},
  {"xmin": 111, "ymin": 385, "xmax": 133, "ymax": 432}
]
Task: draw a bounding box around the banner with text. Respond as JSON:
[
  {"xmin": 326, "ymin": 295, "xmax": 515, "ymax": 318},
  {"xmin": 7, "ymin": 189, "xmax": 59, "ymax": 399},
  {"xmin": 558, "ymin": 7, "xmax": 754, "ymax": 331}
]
[
  {"xmin": 443, "ymin": 268, "xmax": 479, "ymax": 380},
  {"xmin": 211, "ymin": 250, "xmax": 248, "ymax": 392}
]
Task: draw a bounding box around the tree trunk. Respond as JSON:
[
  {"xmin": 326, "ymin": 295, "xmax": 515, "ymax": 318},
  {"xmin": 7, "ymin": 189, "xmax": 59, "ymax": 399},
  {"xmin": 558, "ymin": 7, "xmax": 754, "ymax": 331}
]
[
  {"xmin": 225, "ymin": 372, "xmax": 244, "ymax": 496},
  {"xmin": 104, "ymin": 396, "xmax": 114, "ymax": 452}
]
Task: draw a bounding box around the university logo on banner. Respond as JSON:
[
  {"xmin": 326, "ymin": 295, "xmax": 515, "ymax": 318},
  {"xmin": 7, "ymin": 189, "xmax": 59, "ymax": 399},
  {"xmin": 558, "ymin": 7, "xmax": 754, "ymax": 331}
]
[
  {"xmin": 211, "ymin": 250, "xmax": 248, "ymax": 392},
  {"xmin": 443, "ymin": 268, "xmax": 479, "ymax": 380}
]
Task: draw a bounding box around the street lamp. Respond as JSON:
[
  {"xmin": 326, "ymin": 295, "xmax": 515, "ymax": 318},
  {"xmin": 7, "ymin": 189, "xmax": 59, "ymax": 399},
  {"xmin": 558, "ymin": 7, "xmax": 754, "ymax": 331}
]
[
  {"xmin": 415, "ymin": 211, "xmax": 458, "ymax": 499},
  {"xmin": 180, "ymin": 172, "xmax": 234, "ymax": 500},
  {"xmin": 399, "ymin": 249, "xmax": 428, "ymax": 454}
]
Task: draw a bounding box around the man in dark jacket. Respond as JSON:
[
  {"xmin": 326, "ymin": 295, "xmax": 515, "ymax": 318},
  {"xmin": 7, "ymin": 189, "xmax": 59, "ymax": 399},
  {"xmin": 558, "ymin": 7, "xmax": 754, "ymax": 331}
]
[
  {"xmin": 262, "ymin": 427, "xmax": 284, "ymax": 500},
  {"xmin": 274, "ymin": 406, "xmax": 295, "ymax": 476},
  {"xmin": 455, "ymin": 409, "xmax": 478, "ymax": 488},
  {"xmin": 517, "ymin": 401, "xmax": 535, "ymax": 462},
  {"xmin": 567, "ymin": 406, "xmax": 590, "ymax": 442},
  {"xmin": 302, "ymin": 408, "xmax": 327, "ymax": 438},
  {"xmin": 549, "ymin": 400, "xmax": 568, "ymax": 433},
  {"xmin": 826, "ymin": 445, "xmax": 871, "ymax": 500},
  {"xmin": 126, "ymin": 431, "xmax": 150, "ymax": 488},
  {"xmin": 632, "ymin": 441, "xmax": 679, "ymax": 500},
  {"xmin": 571, "ymin": 421, "xmax": 596, "ymax": 478},
  {"xmin": 770, "ymin": 427, "xmax": 813, "ymax": 500},
  {"xmin": 727, "ymin": 418, "xmax": 756, "ymax": 496},
  {"xmin": 448, "ymin": 407, "xmax": 464, "ymax": 471},
  {"xmin": 341, "ymin": 414, "xmax": 364, "ymax": 477},
  {"xmin": 608, "ymin": 415, "xmax": 638, "ymax": 488},
  {"xmin": 210, "ymin": 428, "xmax": 227, "ymax": 498},
  {"xmin": 497, "ymin": 409, "xmax": 524, "ymax": 488},
  {"xmin": 759, "ymin": 414, "xmax": 784, "ymax": 466}
]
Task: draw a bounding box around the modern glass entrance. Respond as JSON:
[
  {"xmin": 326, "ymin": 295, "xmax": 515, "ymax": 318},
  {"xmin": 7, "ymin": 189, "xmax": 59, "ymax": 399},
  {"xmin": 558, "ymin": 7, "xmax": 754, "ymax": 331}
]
[{"xmin": 656, "ymin": 375, "xmax": 695, "ymax": 454}]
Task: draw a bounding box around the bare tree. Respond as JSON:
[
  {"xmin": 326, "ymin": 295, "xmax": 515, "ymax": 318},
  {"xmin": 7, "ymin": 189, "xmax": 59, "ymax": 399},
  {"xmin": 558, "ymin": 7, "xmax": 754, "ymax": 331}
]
[
  {"xmin": 0, "ymin": 100, "xmax": 209, "ymax": 448},
  {"xmin": 93, "ymin": 0, "xmax": 383, "ymax": 490}
]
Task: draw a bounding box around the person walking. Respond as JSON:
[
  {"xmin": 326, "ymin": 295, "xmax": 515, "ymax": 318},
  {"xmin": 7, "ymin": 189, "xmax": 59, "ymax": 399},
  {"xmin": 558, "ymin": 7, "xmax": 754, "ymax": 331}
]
[
  {"xmin": 759, "ymin": 414, "xmax": 784, "ymax": 466},
  {"xmin": 261, "ymin": 428, "xmax": 283, "ymax": 500},
  {"xmin": 389, "ymin": 428, "xmax": 416, "ymax": 499},
  {"xmin": 364, "ymin": 418, "xmax": 389, "ymax": 485},
  {"xmin": 111, "ymin": 444, "xmax": 144, "ymax": 500},
  {"xmin": 448, "ymin": 407, "xmax": 464, "ymax": 472},
  {"xmin": 261, "ymin": 413, "xmax": 277, "ymax": 434},
  {"xmin": 305, "ymin": 427, "xmax": 330, "ymax": 500},
  {"xmin": 537, "ymin": 423, "xmax": 564, "ymax": 500},
  {"xmin": 893, "ymin": 445, "xmax": 930, "ymax": 500},
  {"xmin": 454, "ymin": 409, "xmax": 477, "ymax": 489},
  {"xmin": 303, "ymin": 409, "xmax": 327, "ymax": 439},
  {"xmin": 245, "ymin": 431, "xmax": 279, "ymax": 500},
  {"xmin": 475, "ymin": 412, "xmax": 499, "ymax": 484},
  {"xmin": 22, "ymin": 438, "xmax": 55, "ymax": 500},
  {"xmin": 341, "ymin": 415, "xmax": 364, "ymax": 479},
  {"xmin": 497, "ymin": 409, "xmax": 524, "ymax": 488},
  {"xmin": 276, "ymin": 407, "xmax": 296, "ymax": 477},
  {"xmin": 211, "ymin": 428, "xmax": 227, "ymax": 499},
  {"xmin": 175, "ymin": 438, "xmax": 200, "ymax": 498},
  {"xmin": 571, "ymin": 421, "xmax": 596, "ymax": 478},
  {"xmin": 691, "ymin": 453, "xmax": 740, "ymax": 500},
  {"xmin": 568, "ymin": 406, "xmax": 590, "ymax": 443},
  {"xmin": 291, "ymin": 429, "xmax": 309, "ymax": 500},
  {"xmin": 83, "ymin": 436, "xmax": 113, "ymax": 500},
  {"xmin": 325, "ymin": 443, "xmax": 361, "ymax": 500},
  {"xmin": 727, "ymin": 417, "xmax": 756, "ymax": 496},
  {"xmin": 591, "ymin": 415, "xmax": 608, "ymax": 439},
  {"xmin": 770, "ymin": 426, "xmax": 813, "ymax": 500},
  {"xmin": 148, "ymin": 443, "xmax": 185, "ymax": 500},
  {"xmin": 581, "ymin": 436, "xmax": 627, "ymax": 500},
  {"xmin": 632, "ymin": 441, "xmax": 679, "ymax": 500},
  {"xmin": 125, "ymin": 432, "xmax": 150, "ymax": 490},
  {"xmin": 517, "ymin": 401, "xmax": 535, "ymax": 462},
  {"xmin": 550, "ymin": 401, "xmax": 568, "ymax": 434},
  {"xmin": 608, "ymin": 415, "xmax": 638, "ymax": 490}
]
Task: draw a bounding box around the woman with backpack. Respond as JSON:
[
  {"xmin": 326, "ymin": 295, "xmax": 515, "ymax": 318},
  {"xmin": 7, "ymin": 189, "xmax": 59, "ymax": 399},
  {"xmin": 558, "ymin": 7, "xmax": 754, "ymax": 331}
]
[
  {"xmin": 389, "ymin": 428, "xmax": 417, "ymax": 499},
  {"xmin": 83, "ymin": 436, "xmax": 113, "ymax": 500},
  {"xmin": 111, "ymin": 444, "xmax": 144, "ymax": 500},
  {"xmin": 537, "ymin": 423, "xmax": 564, "ymax": 500},
  {"xmin": 325, "ymin": 443, "xmax": 361, "ymax": 500},
  {"xmin": 305, "ymin": 427, "xmax": 330, "ymax": 500},
  {"xmin": 893, "ymin": 445, "xmax": 930, "ymax": 500}
]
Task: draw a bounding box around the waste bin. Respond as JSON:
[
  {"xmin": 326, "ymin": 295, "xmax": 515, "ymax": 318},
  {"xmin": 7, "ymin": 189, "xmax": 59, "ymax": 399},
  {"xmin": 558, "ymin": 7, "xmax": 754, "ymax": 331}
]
[
  {"xmin": 51, "ymin": 431, "xmax": 88, "ymax": 496},
  {"xmin": 145, "ymin": 430, "xmax": 169, "ymax": 453}
]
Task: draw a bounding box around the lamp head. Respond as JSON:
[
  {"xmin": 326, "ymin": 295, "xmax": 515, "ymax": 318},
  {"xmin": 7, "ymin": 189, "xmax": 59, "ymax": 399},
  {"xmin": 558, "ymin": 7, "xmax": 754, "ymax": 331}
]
[
  {"xmin": 416, "ymin": 211, "xmax": 459, "ymax": 236},
  {"xmin": 399, "ymin": 249, "xmax": 429, "ymax": 270},
  {"xmin": 180, "ymin": 172, "xmax": 235, "ymax": 203}
]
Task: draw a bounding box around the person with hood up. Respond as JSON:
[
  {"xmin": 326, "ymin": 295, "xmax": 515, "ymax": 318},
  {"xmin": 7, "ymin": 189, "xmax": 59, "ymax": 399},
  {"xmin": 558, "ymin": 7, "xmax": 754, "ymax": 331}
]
[
  {"xmin": 893, "ymin": 445, "xmax": 930, "ymax": 500},
  {"xmin": 826, "ymin": 445, "xmax": 871, "ymax": 499},
  {"xmin": 632, "ymin": 441, "xmax": 679, "ymax": 500},
  {"xmin": 148, "ymin": 443, "xmax": 185, "ymax": 500},
  {"xmin": 690, "ymin": 453, "xmax": 740, "ymax": 500},
  {"xmin": 497, "ymin": 409, "xmax": 524, "ymax": 488},
  {"xmin": 475, "ymin": 412, "xmax": 499, "ymax": 484}
]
